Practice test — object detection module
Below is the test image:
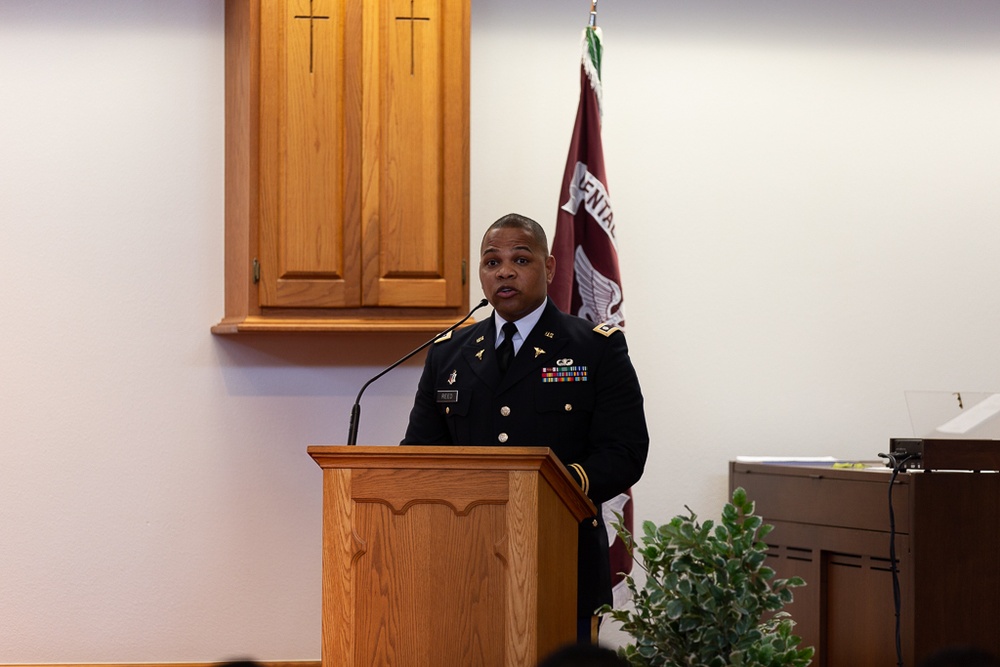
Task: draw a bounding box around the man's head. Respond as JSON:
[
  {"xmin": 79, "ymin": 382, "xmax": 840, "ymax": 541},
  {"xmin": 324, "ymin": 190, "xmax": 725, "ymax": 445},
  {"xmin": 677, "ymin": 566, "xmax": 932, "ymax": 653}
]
[{"xmin": 479, "ymin": 213, "xmax": 556, "ymax": 323}]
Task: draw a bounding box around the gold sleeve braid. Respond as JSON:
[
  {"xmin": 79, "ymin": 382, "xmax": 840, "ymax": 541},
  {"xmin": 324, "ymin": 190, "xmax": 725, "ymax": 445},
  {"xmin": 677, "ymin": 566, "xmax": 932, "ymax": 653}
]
[{"xmin": 568, "ymin": 463, "xmax": 590, "ymax": 496}]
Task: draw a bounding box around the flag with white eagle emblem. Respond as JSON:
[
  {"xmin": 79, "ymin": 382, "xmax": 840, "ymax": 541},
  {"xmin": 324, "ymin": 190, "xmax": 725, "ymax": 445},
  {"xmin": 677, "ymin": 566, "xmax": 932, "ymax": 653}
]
[{"xmin": 549, "ymin": 19, "xmax": 634, "ymax": 608}]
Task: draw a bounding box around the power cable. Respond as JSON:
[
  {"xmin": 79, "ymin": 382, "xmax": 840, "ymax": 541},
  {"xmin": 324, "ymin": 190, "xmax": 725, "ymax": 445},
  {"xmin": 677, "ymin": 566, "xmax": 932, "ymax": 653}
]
[{"xmin": 877, "ymin": 450, "xmax": 919, "ymax": 667}]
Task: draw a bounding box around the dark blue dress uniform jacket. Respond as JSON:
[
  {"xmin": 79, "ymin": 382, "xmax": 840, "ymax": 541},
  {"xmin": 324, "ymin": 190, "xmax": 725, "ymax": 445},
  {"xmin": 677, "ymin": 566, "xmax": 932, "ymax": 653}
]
[{"xmin": 402, "ymin": 299, "xmax": 649, "ymax": 617}]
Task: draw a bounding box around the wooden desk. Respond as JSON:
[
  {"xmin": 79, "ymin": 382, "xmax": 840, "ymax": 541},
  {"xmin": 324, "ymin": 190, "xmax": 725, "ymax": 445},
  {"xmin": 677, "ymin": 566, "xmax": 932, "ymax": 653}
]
[{"xmin": 729, "ymin": 461, "xmax": 1000, "ymax": 667}]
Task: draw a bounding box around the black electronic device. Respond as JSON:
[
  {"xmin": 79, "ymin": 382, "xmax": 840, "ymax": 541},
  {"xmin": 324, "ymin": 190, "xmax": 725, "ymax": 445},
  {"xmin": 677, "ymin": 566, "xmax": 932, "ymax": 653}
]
[{"xmin": 887, "ymin": 438, "xmax": 1000, "ymax": 472}]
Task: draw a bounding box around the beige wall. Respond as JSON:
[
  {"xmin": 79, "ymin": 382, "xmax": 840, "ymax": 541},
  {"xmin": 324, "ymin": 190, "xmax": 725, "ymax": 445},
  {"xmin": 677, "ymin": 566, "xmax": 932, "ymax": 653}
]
[{"xmin": 2, "ymin": 0, "xmax": 999, "ymax": 661}]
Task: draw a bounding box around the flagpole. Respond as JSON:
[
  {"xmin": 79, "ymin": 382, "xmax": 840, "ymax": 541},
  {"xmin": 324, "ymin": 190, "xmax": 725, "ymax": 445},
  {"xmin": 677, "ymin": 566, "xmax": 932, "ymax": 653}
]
[{"xmin": 588, "ymin": 0, "xmax": 598, "ymax": 28}]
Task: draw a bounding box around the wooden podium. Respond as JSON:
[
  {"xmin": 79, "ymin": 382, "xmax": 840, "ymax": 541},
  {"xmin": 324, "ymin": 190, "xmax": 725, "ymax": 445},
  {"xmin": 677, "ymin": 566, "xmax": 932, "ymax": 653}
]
[{"xmin": 308, "ymin": 445, "xmax": 597, "ymax": 667}]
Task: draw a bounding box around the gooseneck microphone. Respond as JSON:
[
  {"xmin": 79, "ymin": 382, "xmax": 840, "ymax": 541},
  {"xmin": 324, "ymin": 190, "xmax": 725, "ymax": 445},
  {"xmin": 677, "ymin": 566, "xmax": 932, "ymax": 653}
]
[{"xmin": 346, "ymin": 298, "xmax": 490, "ymax": 445}]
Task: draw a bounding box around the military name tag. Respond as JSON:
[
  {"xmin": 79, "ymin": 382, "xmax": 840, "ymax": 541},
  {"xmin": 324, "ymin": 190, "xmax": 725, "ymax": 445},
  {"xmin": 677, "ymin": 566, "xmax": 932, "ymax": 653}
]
[
  {"xmin": 436, "ymin": 390, "xmax": 459, "ymax": 403},
  {"xmin": 541, "ymin": 366, "xmax": 588, "ymax": 383}
]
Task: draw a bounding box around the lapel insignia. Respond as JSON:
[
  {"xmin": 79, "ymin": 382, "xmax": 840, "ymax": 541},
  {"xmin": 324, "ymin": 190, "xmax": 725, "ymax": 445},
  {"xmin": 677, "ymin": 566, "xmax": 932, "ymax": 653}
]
[
  {"xmin": 534, "ymin": 347, "xmax": 546, "ymax": 359},
  {"xmin": 475, "ymin": 349, "xmax": 485, "ymax": 361},
  {"xmin": 544, "ymin": 331, "xmax": 554, "ymax": 338},
  {"xmin": 556, "ymin": 358, "xmax": 573, "ymax": 366},
  {"xmin": 475, "ymin": 335, "xmax": 485, "ymax": 343},
  {"xmin": 447, "ymin": 370, "xmax": 457, "ymax": 385}
]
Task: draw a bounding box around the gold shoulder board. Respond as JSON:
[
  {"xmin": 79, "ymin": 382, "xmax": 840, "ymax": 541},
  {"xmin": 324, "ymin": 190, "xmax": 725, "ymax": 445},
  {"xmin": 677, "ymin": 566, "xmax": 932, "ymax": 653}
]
[
  {"xmin": 593, "ymin": 322, "xmax": 621, "ymax": 337},
  {"xmin": 434, "ymin": 330, "xmax": 453, "ymax": 344}
]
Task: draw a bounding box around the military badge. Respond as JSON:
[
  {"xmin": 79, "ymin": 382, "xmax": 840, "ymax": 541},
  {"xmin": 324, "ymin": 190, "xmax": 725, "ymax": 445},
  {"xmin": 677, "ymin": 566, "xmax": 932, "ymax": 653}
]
[
  {"xmin": 593, "ymin": 322, "xmax": 621, "ymax": 337},
  {"xmin": 541, "ymin": 366, "xmax": 588, "ymax": 383}
]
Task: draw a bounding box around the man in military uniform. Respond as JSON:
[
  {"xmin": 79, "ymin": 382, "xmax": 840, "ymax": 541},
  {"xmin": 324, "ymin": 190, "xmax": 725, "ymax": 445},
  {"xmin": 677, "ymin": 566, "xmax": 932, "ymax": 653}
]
[{"xmin": 402, "ymin": 213, "xmax": 649, "ymax": 642}]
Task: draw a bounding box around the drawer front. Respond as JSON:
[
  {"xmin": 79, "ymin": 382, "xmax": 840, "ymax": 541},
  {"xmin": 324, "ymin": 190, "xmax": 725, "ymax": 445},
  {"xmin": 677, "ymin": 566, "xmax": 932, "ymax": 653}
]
[{"xmin": 730, "ymin": 464, "xmax": 909, "ymax": 534}]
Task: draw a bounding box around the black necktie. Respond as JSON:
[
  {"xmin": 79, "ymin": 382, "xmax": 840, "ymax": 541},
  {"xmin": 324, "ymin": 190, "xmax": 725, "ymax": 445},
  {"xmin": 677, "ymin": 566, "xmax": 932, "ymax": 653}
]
[{"xmin": 496, "ymin": 322, "xmax": 518, "ymax": 374}]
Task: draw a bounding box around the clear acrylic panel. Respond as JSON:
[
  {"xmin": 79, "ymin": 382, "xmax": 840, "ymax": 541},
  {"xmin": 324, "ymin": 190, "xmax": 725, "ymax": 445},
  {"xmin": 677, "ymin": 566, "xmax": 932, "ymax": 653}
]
[{"xmin": 904, "ymin": 391, "xmax": 1000, "ymax": 439}]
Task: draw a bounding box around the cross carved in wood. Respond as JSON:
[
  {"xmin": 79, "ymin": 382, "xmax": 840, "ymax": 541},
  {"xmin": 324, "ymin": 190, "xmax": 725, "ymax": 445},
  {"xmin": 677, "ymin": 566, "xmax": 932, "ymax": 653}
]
[
  {"xmin": 293, "ymin": 0, "xmax": 330, "ymax": 74},
  {"xmin": 395, "ymin": 0, "xmax": 431, "ymax": 76}
]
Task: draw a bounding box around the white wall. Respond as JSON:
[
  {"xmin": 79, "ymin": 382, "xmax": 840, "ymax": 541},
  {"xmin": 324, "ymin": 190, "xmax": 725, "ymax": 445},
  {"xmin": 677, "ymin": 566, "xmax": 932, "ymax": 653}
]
[
  {"xmin": 473, "ymin": 0, "xmax": 1000, "ymax": 534},
  {"xmin": 1, "ymin": 0, "xmax": 998, "ymax": 661}
]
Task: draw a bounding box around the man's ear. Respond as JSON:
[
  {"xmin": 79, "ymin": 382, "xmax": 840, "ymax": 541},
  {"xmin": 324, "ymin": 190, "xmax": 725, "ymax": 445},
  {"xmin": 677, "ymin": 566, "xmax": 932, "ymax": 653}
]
[{"xmin": 546, "ymin": 254, "xmax": 556, "ymax": 284}]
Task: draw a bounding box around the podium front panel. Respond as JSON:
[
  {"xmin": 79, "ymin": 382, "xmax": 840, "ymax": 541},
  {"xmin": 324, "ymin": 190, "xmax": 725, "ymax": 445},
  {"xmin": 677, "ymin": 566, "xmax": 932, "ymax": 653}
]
[{"xmin": 312, "ymin": 446, "xmax": 586, "ymax": 667}]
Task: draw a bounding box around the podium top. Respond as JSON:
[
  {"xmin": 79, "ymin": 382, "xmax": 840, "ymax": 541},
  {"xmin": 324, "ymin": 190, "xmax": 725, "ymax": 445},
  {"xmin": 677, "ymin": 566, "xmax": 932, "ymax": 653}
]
[{"xmin": 307, "ymin": 445, "xmax": 597, "ymax": 520}]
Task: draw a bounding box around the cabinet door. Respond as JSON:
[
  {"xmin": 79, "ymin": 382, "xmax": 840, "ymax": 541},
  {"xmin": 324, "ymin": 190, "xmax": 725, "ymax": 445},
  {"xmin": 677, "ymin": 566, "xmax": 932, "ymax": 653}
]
[
  {"xmin": 258, "ymin": 0, "xmax": 362, "ymax": 308},
  {"xmin": 257, "ymin": 0, "xmax": 468, "ymax": 310},
  {"xmin": 360, "ymin": 0, "xmax": 469, "ymax": 308}
]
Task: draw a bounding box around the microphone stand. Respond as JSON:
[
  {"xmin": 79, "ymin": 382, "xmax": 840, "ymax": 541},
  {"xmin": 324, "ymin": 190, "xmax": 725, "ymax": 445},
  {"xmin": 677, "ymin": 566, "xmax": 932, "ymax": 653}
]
[{"xmin": 346, "ymin": 298, "xmax": 490, "ymax": 445}]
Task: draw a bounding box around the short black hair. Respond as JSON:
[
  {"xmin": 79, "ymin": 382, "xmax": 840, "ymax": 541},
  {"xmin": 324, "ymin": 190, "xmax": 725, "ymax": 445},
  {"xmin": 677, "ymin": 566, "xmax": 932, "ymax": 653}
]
[{"xmin": 484, "ymin": 213, "xmax": 549, "ymax": 254}]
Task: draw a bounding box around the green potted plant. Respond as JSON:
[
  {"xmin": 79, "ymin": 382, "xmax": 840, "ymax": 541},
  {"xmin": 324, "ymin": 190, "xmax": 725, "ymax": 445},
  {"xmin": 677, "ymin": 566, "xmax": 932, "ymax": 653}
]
[{"xmin": 600, "ymin": 487, "xmax": 814, "ymax": 667}]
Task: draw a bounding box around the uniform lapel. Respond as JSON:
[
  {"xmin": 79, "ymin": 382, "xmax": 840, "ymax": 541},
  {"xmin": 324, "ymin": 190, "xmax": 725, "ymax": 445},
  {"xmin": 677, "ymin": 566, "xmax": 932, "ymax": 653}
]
[
  {"xmin": 497, "ymin": 302, "xmax": 569, "ymax": 393},
  {"xmin": 463, "ymin": 318, "xmax": 502, "ymax": 389}
]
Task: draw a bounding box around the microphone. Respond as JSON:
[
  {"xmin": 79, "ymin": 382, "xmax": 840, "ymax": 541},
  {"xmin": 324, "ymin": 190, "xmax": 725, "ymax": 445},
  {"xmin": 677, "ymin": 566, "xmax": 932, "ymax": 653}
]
[{"xmin": 346, "ymin": 298, "xmax": 490, "ymax": 445}]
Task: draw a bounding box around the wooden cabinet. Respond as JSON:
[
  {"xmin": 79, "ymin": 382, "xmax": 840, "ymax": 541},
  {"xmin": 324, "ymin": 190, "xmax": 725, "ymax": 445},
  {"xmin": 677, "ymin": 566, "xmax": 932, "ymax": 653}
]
[
  {"xmin": 730, "ymin": 461, "xmax": 1000, "ymax": 667},
  {"xmin": 214, "ymin": 0, "xmax": 470, "ymax": 333}
]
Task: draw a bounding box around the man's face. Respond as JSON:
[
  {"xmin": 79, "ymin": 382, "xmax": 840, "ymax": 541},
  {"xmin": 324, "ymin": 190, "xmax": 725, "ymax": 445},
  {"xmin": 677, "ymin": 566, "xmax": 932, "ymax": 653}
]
[{"xmin": 479, "ymin": 225, "xmax": 556, "ymax": 323}]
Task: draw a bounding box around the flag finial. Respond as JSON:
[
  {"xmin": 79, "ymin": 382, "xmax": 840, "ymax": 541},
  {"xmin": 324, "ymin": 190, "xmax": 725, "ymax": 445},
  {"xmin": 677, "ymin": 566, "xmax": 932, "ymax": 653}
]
[{"xmin": 588, "ymin": 0, "xmax": 598, "ymax": 29}]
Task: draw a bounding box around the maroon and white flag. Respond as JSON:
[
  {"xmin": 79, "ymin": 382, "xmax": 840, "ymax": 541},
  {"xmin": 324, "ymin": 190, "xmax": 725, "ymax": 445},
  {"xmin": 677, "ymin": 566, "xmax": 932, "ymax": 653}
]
[{"xmin": 550, "ymin": 24, "xmax": 633, "ymax": 607}]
